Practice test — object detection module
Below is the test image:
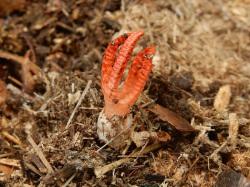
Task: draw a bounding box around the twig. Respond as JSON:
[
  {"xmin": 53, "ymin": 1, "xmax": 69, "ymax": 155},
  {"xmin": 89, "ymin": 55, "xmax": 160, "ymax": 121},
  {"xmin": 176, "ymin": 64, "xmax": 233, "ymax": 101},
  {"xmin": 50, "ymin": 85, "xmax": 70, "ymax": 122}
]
[
  {"xmin": 8, "ymin": 76, "xmax": 23, "ymax": 87},
  {"xmin": 176, "ymin": 156, "xmax": 200, "ymax": 186},
  {"xmin": 209, "ymin": 141, "xmax": 228, "ymax": 163},
  {"xmin": 6, "ymin": 84, "xmax": 34, "ymax": 100},
  {"xmin": 42, "ymin": 159, "xmax": 84, "ymax": 185},
  {"xmin": 21, "ymin": 33, "xmax": 37, "ymax": 64},
  {"xmin": 0, "ymin": 153, "xmax": 13, "ymax": 158},
  {"xmin": 94, "ymin": 143, "xmax": 162, "ymax": 178},
  {"xmin": 79, "ymin": 106, "xmax": 101, "ymax": 110},
  {"xmin": 0, "ymin": 158, "xmax": 20, "ymax": 168},
  {"xmin": 132, "ymin": 139, "xmax": 149, "ymax": 165},
  {"xmin": 139, "ymin": 98, "xmax": 156, "ymax": 108},
  {"xmin": 24, "ymin": 162, "xmax": 42, "ymax": 176},
  {"xmin": 27, "ymin": 135, "xmax": 54, "ymax": 173},
  {"xmin": 0, "ymin": 49, "xmax": 26, "ymax": 65},
  {"xmin": 1, "ymin": 131, "xmax": 23, "ymax": 147},
  {"xmin": 61, "ymin": 173, "xmax": 76, "ymax": 187},
  {"xmin": 65, "ymin": 80, "xmax": 92, "ymax": 129}
]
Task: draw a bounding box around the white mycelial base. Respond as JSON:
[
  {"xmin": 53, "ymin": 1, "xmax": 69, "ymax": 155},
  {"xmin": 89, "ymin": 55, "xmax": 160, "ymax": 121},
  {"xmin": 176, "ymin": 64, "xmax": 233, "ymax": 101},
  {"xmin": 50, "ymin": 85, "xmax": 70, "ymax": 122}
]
[{"xmin": 97, "ymin": 109, "xmax": 133, "ymax": 150}]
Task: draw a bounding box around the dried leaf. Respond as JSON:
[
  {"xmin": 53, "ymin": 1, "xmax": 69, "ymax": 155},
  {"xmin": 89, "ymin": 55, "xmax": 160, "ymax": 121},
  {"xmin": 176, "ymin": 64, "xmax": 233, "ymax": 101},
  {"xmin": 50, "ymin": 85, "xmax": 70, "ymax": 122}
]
[
  {"xmin": 148, "ymin": 104, "xmax": 195, "ymax": 132},
  {"xmin": 214, "ymin": 85, "xmax": 232, "ymax": 112}
]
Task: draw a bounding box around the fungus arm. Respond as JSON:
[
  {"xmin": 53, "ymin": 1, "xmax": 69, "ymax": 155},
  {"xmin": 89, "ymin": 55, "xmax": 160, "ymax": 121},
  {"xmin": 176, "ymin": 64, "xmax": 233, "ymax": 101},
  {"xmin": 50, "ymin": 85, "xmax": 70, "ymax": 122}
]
[
  {"xmin": 107, "ymin": 31, "xmax": 144, "ymax": 93},
  {"xmin": 101, "ymin": 34, "xmax": 129, "ymax": 97},
  {"xmin": 120, "ymin": 46, "xmax": 155, "ymax": 107}
]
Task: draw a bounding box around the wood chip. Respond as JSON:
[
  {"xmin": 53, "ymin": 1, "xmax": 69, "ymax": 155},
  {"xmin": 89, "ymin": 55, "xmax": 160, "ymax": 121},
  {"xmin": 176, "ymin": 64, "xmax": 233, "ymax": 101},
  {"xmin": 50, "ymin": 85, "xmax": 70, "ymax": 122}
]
[
  {"xmin": 228, "ymin": 113, "xmax": 239, "ymax": 147},
  {"xmin": 214, "ymin": 85, "xmax": 231, "ymax": 112},
  {"xmin": 148, "ymin": 104, "xmax": 195, "ymax": 132}
]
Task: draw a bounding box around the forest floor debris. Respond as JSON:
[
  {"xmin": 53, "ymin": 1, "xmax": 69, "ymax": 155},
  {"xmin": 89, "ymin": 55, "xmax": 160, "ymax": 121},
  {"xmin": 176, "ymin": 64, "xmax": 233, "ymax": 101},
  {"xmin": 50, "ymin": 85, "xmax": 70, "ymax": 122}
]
[{"xmin": 0, "ymin": 0, "xmax": 249, "ymax": 186}]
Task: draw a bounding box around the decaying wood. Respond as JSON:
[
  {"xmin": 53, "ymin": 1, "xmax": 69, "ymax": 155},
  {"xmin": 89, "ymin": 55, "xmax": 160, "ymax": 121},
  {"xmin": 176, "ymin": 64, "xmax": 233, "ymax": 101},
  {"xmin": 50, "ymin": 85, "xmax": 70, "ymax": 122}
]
[
  {"xmin": 27, "ymin": 135, "xmax": 54, "ymax": 173},
  {"xmin": 228, "ymin": 113, "xmax": 239, "ymax": 148}
]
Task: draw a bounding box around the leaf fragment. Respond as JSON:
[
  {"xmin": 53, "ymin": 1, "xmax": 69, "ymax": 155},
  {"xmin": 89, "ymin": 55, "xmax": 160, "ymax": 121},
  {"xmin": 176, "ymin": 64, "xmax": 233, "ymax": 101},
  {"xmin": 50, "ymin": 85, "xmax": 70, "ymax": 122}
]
[{"xmin": 148, "ymin": 104, "xmax": 195, "ymax": 132}]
